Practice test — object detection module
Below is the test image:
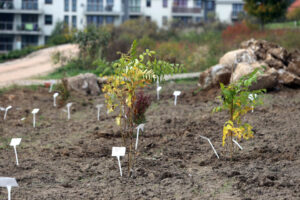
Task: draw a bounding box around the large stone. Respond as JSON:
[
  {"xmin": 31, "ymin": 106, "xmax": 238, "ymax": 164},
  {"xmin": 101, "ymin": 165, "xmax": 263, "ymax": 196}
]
[
  {"xmin": 219, "ymin": 49, "xmax": 247, "ymax": 68},
  {"xmin": 278, "ymin": 69, "xmax": 300, "ymax": 86},
  {"xmin": 231, "ymin": 62, "xmax": 268, "ymax": 83},
  {"xmin": 265, "ymin": 53, "xmax": 285, "ymax": 69},
  {"xmin": 268, "ymin": 47, "xmax": 288, "ymax": 62},
  {"xmin": 287, "ymin": 62, "xmax": 300, "ymax": 76},
  {"xmin": 67, "ymin": 73, "xmax": 101, "ymax": 95},
  {"xmin": 198, "ymin": 64, "xmax": 231, "ymax": 89},
  {"xmin": 250, "ymin": 68, "xmax": 279, "ymax": 90}
]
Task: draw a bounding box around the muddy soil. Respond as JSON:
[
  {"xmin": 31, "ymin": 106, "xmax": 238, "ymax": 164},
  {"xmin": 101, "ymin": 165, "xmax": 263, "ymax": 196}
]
[{"xmin": 0, "ymin": 81, "xmax": 299, "ymax": 200}]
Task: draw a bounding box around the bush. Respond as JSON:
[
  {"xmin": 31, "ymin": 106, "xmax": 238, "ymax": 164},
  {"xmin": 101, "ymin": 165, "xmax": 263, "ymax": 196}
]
[{"xmin": 0, "ymin": 45, "xmax": 45, "ymax": 63}]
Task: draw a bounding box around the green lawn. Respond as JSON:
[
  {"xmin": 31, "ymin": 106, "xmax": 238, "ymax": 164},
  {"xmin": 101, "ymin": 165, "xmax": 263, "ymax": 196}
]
[{"xmin": 266, "ymin": 21, "xmax": 300, "ymax": 29}]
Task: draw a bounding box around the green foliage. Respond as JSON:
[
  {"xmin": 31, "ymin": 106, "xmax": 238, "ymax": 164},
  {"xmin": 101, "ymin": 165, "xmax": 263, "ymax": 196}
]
[
  {"xmin": 47, "ymin": 21, "xmax": 74, "ymax": 45},
  {"xmin": 213, "ymin": 68, "xmax": 266, "ymax": 158},
  {"xmin": 0, "ymin": 45, "xmax": 45, "ymax": 63},
  {"xmin": 244, "ymin": 0, "xmax": 289, "ymax": 28},
  {"xmin": 287, "ymin": 7, "xmax": 300, "ymax": 21},
  {"xmin": 102, "ymin": 41, "xmax": 183, "ymax": 175}
]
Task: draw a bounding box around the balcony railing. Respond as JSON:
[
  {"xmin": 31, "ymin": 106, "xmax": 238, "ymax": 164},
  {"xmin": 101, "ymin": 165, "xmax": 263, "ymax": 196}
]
[
  {"xmin": 22, "ymin": 2, "xmax": 38, "ymax": 10},
  {"xmin": 129, "ymin": 6, "xmax": 140, "ymax": 13},
  {"xmin": 0, "ymin": 0, "xmax": 14, "ymax": 9},
  {"xmin": 17, "ymin": 23, "xmax": 40, "ymax": 31},
  {"xmin": 87, "ymin": 3, "xmax": 103, "ymax": 12},
  {"xmin": 0, "ymin": 42, "xmax": 13, "ymax": 51},
  {"xmin": 0, "ymin": 21, "xmax": 13, "ymax": 30},
  {"xmin": 172, "ymin": 7, "xmax": 201, "ymax": 13}
]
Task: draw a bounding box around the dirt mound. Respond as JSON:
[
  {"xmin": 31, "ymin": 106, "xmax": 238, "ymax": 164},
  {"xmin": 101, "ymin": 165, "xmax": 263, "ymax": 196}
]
[{"xmin": 199, "ymin": 39, "xmax": 300, "ymax": 90}]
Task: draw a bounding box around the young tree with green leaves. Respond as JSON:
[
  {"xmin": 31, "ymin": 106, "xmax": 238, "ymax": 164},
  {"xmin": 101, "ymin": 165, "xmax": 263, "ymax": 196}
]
[
  {"xmin": 102, "ymin": 41, "xmax": 183, "ymax": 176},
  {"xmin": 244, "ymin": 0, "xmax": 289, "ymax": 29},
  {"xmin": 213, "ymin": 68, "xmax": 265, "ymax": 160}
]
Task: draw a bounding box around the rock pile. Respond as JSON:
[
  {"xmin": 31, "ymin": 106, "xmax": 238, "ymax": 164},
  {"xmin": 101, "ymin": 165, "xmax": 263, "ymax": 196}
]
[{"xmin": 199, "ymin": 39, "xmax": 300, "ymax": 90}]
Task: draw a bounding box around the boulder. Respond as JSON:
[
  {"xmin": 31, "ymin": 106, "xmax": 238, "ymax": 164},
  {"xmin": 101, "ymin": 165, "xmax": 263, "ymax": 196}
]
[
  {"xmin": 67, "ymin": 73, "xmax": 102, "ymax": 95},
  {"xmin": 265, "ymin": 53, "xmax": 286, "ymax": 69},
  {"xmin": 219, "ymin": 49, "xmax": 247, "ymax": 68},
  {"xmin": 231, "ymin": 62, "xmax": 267, "ymax": 83},
  {"xmin": 250, "ymin": 68, "xmax": 278, "ymax": 90},
  {"xmin": 199, "ymin": 64, "xmax": 231, "ymax": 89},
  {"xmin": 278, "ymin": 69, "xmax": 300, "ymax": 87},
  {"xmin": 287, "ymin": 62, "xmax": 300, "ymax": 76}
]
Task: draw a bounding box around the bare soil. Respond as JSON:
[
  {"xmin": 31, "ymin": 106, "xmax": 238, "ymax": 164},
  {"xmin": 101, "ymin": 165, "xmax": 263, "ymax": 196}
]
[{"xmin": 0, "ymin": 82, "xmax": 299, "ymax": 200}]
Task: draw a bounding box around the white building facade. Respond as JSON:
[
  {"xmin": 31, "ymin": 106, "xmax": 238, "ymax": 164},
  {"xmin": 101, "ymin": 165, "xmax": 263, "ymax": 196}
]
[{"xmin": 0, "ymin": 0, "xmax": 244, "ymax": 52}]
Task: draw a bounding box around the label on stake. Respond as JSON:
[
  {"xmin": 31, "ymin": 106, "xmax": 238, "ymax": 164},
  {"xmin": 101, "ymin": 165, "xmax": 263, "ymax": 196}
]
[
  {"xmin": 173, "ymin": 91, "xmax": 181, "ymax": 106},
  {"xmin": 135, "ymin": 124, "xmax": 145, "ymax": 150},
  {"xmin": 112, "ymin": 147, "xmax": 126, "ymax": 177},
  {"xmin": 0, "ymin": 177, "xmax": 18, "ymax": 200},
  {"xmin": 200, "ymin": 135, "xmax": 219, "ymax": 159}
]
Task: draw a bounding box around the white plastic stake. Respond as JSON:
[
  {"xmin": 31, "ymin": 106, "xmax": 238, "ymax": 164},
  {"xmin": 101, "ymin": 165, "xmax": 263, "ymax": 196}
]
[
  {"xmin": 248, "ymin": 94, "xmax": 257, "ymax": 113},
  {"xmin": 49, "ymin": 80, "xmax": 55, "ymax": 93},
  {"xmin": 66, "ymin": 103, "xmax": 73, "ymax": 120},
  {"xmin": 200, "ymin": 135, "xmax": 219, "ymax": 159},
  {"xmin": 31, "ymin": 108, "xmax": 39, "ymax": 128},
  {"xmin": 232, "ymin": 139, "xmax": 243, "ymax": 150},
  {"xmin": 157, "ymin": 86, "xmax": 162, "ymax": 100},
  {"xmin": 53, "ymin": 93, "xmax": 59, "ymax": 107},
  {"xmin": 112, "ymin": 147, "xmax": 126, "ymax": 177},
  {"xmin": 96, "ymin": 104, "xmax": 103, "ymax": 121},
  {"xmin": 4, "ymin": 106, "xmax": 12, "ymax": 120},
  {"xmin": 0, "ymin": 177, "xmax": 18, "ymax": 200},
  {"xmin": 135, "ymin": 124, "xmax": 145, "ymax": 150},
  {"xmin": 10, "ymin": 138, "xmax": 21, "ymax": 166},
  {"xmin": 173, "ymin": 91, "xmax": 181, "ymax": 106}
]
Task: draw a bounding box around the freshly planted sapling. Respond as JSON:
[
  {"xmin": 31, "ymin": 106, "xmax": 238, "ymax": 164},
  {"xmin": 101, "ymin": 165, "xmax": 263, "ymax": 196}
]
[
  {"xmin": 102, "ymin": 41, "xmax": 182, "ymax": 176},
  {"xmin": 213, "ymin": 68, "xmax": 265, "ymax": 159}
]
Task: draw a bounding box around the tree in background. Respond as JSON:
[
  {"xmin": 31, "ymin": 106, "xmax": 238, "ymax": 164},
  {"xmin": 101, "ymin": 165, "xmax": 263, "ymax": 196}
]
[{"xmin": 244, "ymin": 0, "xmax": 289, "ymax": 29}]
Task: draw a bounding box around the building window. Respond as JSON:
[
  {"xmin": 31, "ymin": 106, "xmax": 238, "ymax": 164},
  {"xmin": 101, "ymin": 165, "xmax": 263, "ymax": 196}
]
[
  {"xmin": 106, "ymin": 16, "xmax": 114, "ymax": 24},
  {"xmin": 22, "ymin": 0, "xmax": 38, "ymax": 10},
  {"xmin": 45, "ymin": 0, "xmax": 52, "ymax": 4},
  {"xmin": 72, "ymin": 0, "xmax": 76, "ymax": 11},
  {"xmin": 87, "ymin": 0, "xmax": 103, "ymax": 12},
  {"xmin": 87, "ymin": 15, "xmax": 103, "ymax": 26},
  {"xmin": 173, "ymin": 0, "xmax": 188, "ymax": 7},
  {"xmin": 72, "ymin": 15, "xmax": 76, "ymax": 28},
  {"xmin": 146, "ymin": 0, "xmax": 151, "ymax": 7},
  {"xmin": 107, "ymin": 0, "xmax": 113, "ymax": 5},
  {"xmin": 194, "ymin": 0, "xmax": 201, "ymax": 8},
  {"xmin": 232, "ymin": 3, "xmax": 243, "ymax": 17},
  {"xmin": 163, "ymin": 0, "xmax": 167, "ymax": 8},
  {"xmin": 106, "ymin": 0, "xmax": 114, "ymax": 11},
  {"xmin": 162, "ymin": 16, "xmax": 168, "ymax": 25},
  {"xmin": 64, "ymin": 0, "xmax": 69, "ymax": 11},
  {"xmin": 206, "ymin": 0, "xmax": 214, "ymax": 11},
  {"xmin": 129, "ymin": 0, "xmax": 141, "ymax": 12},
  {"xmin": 64, "ymin": 15, "xmax": 69, "ymax": 26},
  {"xmin": 45, "ymin": 15, "xmax": 52, "ymax": 25}
]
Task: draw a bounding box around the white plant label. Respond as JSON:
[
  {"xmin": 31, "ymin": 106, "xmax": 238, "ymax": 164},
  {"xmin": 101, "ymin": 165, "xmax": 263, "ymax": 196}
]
[
  {"xmin": 53, "ymin": 93, "xmax": 59, "ymax": 107},
  {"xmin": 66, "ymin": 103, "xmax": 73, "ymax": 120},
  {"xmin": 135, "ymin": 124, "xmax": 145, "ymax": 150},
  {"xmin": 4, "ymin": 106, "xmax": 12, "ymax": 120},
  {"xmin": 0, "ymin": 107, "xmax": 5, "ymax": 111},
  {"xmin": 112, "ymin": 147, "xmax": 126, "ymax": 177},
  {"xmin": 31, "ymin": 108, "xmax": 39, "ymax": 128},
  {"xmin": 232, "ymin": 139, "xmax": 243, "ymax": 150},
  {"xmin": 248, "ymin": 94, "xmax": 257, "ymax": 113},
  {"xmin": 173, "ymin": 91, "xmax": 181, "ymax": 106},
  {"xmin": 49, "ymin": 80, "xmax": 55, "ymax": 93},
  {"xmin": 200, "ymin": 135, "xmax": 219, "ymax": 159},
  {"xmin": 96, "ymin": 104, "xmax": 103, "ymax": 121},
  {"xmin": 157, "ymin": 86, "xmax": 162, "ymax": 100},
  {"xmin": 10, "ymin": 138, "xmax": 22, "ymax": 166},
  {"xmin": 0, "ymin": 177, "xmax": 18, "ymax": 200}
]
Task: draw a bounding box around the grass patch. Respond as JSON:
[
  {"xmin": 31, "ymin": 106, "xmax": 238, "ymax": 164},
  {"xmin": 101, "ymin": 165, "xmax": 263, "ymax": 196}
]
[
  {"xmin": 266, "ymin": 21, "xmax": 300, "ymax": 29},
  {"xmin": 0, "ymin": 84, "xmax": 42, "ymax": 95}
]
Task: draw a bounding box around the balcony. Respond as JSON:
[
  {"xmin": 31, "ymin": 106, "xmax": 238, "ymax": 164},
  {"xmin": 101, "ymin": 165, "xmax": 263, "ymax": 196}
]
[
  {"xmin": 22, "ymin": 2, "xmax": 38, "ymax": 10},
  {"xmin": 172, "ymin": 7, "xmax": 202, "ymax": 16},
  {"xmin": 0, "ymin": 22, "xmax": 42, "ymax": 35},
  {"xmin": 129, "ymin": 6, "xmax": 141, "ymax": 14},
  {"xmin": 85, "ymin": 3, "xmax": 121, "ymax": 16},
  {"xmin": 0, "ymin": 0, "xmax": 14, "ymax": 10}
]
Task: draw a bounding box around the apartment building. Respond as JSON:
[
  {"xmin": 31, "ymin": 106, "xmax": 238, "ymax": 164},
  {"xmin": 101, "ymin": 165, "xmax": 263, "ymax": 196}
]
[{"xmin": 0, "ymin": 0, "xmax": 244, "ymax": 53}]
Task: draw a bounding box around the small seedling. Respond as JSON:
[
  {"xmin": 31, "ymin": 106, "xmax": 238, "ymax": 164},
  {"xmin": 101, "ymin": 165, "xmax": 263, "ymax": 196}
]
[
  {"xmin": 200, "ymin": 135, "xmax": 219, "ymax": 159},
  {"xmin": 135, "ymin": 124, "xmax": 145, "ymax": 150},
  {"xmin": 31, "ymin": 108, "xmax": 39, "ymax": 128},
  {"xmin": 112, "ymin": 147, "xmax": 126, "ymax": 177},
  {"xmin": 173, "ymin": 91, "xmax": 181, "ymax": 106},
  {"xmin": 53, "ymin": 93, "xmax": 59, "ymax": 107},
  {"xmin": 9, "ymin": 138, "xmax": 21, "ymax": 166},
  {"xmin": 213, "ymin": 68, "xmax": 265, "ymax": 159},
  {"xmin": 157, "ymin": 86, "xmax": 162, "ymax": 100},
  {"xmin": 4, "ymin": 106, "xmax": 12, "ymax": 120},
  {"xmin": 96, "ymin": 104, "xmax": 103, "ymax": 121},
  {"xmin": 0, "ymin": 177, "xmax": 18, "ymax": 200},
  {"xmin": 66, "ymin": 103, "xmax": 73, "ymax": 120}
]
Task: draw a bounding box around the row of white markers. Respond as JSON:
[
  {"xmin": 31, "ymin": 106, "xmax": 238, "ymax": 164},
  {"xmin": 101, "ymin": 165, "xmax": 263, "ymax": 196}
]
[{"xmin": 0, "ymin": 82, "xmax": 254, "ymax": 199}]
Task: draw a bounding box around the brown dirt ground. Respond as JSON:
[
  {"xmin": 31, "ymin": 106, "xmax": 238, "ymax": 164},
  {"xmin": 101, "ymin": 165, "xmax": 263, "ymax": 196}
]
[{"xmin": 0, "ymin": 81, "xmax": 299, "ymax": 200}]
